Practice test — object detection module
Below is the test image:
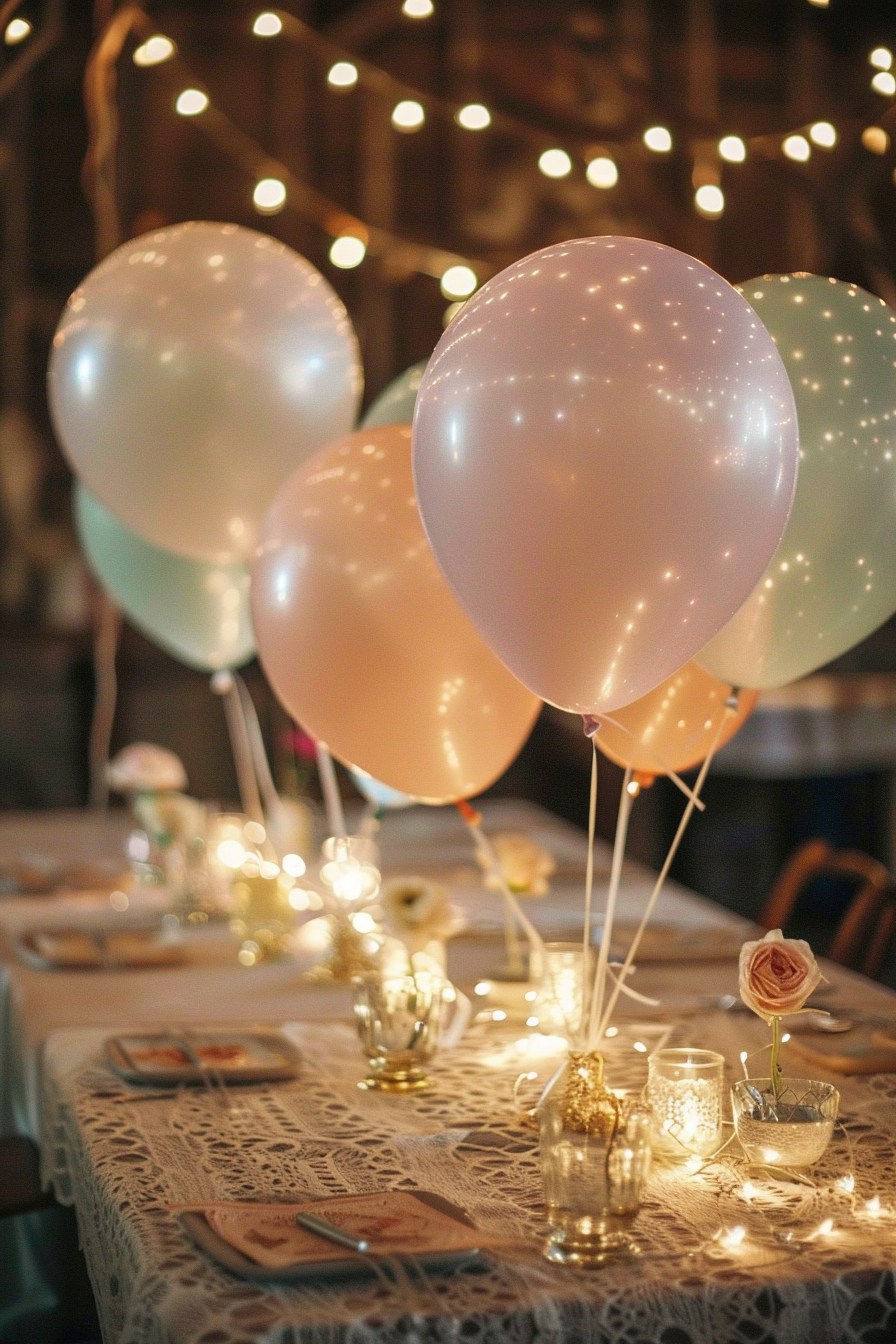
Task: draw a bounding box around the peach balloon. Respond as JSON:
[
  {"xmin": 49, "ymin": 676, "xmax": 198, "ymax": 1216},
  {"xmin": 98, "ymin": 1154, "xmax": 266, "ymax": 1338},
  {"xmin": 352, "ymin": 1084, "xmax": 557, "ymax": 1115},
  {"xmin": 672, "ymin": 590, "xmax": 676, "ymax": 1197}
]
[
  {"xmin": 251, "ymin": 426, "xmax": 541, "ymax": 804},
  {"xmin": 595, "ymin": 661, "xmax": 758, "ymax": 783}
]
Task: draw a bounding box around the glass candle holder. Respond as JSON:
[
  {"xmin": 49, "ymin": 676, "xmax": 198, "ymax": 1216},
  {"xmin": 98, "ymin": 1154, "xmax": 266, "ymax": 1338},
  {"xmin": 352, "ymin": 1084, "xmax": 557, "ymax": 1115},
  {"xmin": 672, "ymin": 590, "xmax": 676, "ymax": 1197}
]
[
  {"xmin": 539, "ymin": 1052, "xmax": 651, "ymax": 1265},
  {"xmin": 732, "ymin": 1077, "xmax": 839, "ymax": 1168},
  {"xmin": 647, "ymin": 1048, "xmax": 726, "ymax": 1160},
  {"xmin": 353, "ymin": 970, "xmax": 457, "ymax": 1092},
  {"xmin": 320, "ymin": 835, "xmax": 380, "ymax": 906},
  {"xmin": 538, "ymin": 941, "xmax": 593, "ymax": 1037}
]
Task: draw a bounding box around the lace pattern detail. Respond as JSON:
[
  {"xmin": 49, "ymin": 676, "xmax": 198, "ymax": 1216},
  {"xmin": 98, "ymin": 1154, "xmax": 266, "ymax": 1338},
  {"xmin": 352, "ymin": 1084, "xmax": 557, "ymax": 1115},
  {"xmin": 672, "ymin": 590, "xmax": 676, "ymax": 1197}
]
[{"xmin": 40, "ymin": 1016, "xmax": 896, "ymax": 1344}]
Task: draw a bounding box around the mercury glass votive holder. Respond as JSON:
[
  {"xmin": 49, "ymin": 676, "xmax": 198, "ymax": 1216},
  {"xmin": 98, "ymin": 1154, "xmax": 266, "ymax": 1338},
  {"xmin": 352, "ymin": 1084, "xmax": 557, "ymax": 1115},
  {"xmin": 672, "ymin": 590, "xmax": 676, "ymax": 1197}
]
[
  {"xmin": 732, "ymin": 1078, "xmax": 839, "ymax": 1168},
  {"xmin": 352, "ymin": 970, "xmax": 447, "ymax": 1092},
  {"xmin": 647, "ymin": 1048, "xmax": 726, "ymax": 1159}
]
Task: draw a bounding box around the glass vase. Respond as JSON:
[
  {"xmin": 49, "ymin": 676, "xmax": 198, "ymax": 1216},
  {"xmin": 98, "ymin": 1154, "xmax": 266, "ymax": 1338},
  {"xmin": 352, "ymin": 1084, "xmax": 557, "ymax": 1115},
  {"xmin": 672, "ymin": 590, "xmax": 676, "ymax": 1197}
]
[
  {"xmin": 732, "ymin": 1077, "xmax": 839, "ymax": 1168},
  {"xmin": 538, "ymin": 1050, "xmax": 652, "ymax": 1265}
]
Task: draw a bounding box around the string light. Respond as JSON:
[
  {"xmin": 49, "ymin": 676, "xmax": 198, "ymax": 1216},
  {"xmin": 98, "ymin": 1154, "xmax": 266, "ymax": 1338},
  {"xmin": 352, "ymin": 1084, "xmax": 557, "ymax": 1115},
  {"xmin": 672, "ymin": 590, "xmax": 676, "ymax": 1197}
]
[
  {"xmin": 872, "ymin": 71, "xmax": 896, "ymax": 97},
  {"xmin": 586, "ymin": 155, "xmax": 618, "ymax": 188},
  {"xmin": 806, "ymin": 0, "xmax": 828, "ymax": 7},
  {"xmin": 392, "ymin": 99, "xmax": 425, "ymax": 131},
  {"xmin": 4, "ymin": 18, "xmax": 31, "ymax": 44},
  {"xmin": 327, "ymin": 61, "xmax": 358, "ymax": 89},
  {"xmin": 329, "ymin": 235, "xmax": 366, "ymax": 268},
  {"xmin": 252, "ymin": 12, "xmax": 283, "ymax": 37},
  {"xmin": 718, "ymin": 135, "xmax": 746, "ymax": 163},
  {"xmin": 282, "ymin": 853, "xmax": 306, "ymax": 878},
  {"xmin": 175, "ymin": 89, "xmax": 209, "ymax": 116},
  {"xmin": 252, "ymin": 177, "xmax": 287, "ymax": 213},
  {"xmin": 809, "ymin": 120, "xmax": 837, "ymax": 148},
  {"xmin": 695, "ymin": 184, "xmax": 724, "ymax": 217},
  {"xmin": 538, "ymin": 147, "xmax": 572, "ymax": 178},
  {"xmin": 440, "ymin": 264, "xmax": 477, "ymax": 298},
  {"xmin": 643, "ymin": 126, "xmax": 673, "ymax": 153},
  {"xmin": 782, "ymin": 133, "xmax": 811, "ymax": 162},
  {"xmin": 133, "ymin": 34, "xmax": 175, "ymax": 66},
  {"xmin": 456, "ymin": 103, "xmax": 491, "ymax": 130},
  {"xmin": 862, "ymin": 125, "xmax": 890, "ymax": 153},
  {"xmin": 402, "ymin": 0, "xmax": 434, "ymax": 15}
]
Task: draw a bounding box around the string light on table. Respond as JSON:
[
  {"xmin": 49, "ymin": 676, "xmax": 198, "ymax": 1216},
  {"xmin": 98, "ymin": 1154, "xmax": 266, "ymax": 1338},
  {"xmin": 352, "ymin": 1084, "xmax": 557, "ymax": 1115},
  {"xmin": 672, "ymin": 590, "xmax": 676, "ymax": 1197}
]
[
  {"xmin": 871, "ymin": 71, "xmax": 896, "ymax": 98},
  {"xmin": 329, "ymin": 235, "xmax": 367, "ymax": 269},
  {"xmin": 782, "ymin": 134, "xmax": 811, "ymax": 162}
]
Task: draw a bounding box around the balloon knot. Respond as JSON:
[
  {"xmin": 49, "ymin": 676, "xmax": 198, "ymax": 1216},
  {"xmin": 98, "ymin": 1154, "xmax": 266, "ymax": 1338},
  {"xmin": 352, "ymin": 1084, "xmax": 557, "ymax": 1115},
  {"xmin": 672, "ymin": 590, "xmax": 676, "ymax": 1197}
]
[
  {"xmin": 582, "ymin": 714, "xmax": 602, "ymax": 739},
  {"xmin": 457, "ymin": 799, "xmax": 483, "ymax": 827}
]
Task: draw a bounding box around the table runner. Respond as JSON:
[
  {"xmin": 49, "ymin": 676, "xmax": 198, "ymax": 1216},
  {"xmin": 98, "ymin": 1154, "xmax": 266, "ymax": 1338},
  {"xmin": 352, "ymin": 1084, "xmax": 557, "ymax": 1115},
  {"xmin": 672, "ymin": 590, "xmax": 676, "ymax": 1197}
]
[{"xmin": 40, "ymin": 1012, "xmax": 896, "ymax": 1344}]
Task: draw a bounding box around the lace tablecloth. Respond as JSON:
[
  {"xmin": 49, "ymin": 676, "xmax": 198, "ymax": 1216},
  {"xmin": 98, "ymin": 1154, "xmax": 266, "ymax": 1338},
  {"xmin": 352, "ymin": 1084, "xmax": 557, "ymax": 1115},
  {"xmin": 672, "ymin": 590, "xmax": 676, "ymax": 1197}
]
[{"xmin": 40, "ymin": 1010, "xmax": 896, "ymax": 1344}]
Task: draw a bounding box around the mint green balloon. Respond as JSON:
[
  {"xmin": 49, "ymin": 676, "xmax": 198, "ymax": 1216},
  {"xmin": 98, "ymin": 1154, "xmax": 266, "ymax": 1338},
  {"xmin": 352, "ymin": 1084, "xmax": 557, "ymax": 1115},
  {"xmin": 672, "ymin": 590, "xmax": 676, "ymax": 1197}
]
[
  {"xmin": 361, "ymin": 361, "xmax": 427, "ymax": 428},
  {"xmin": 75, "ymin": 485, "xmax": 255, "ymax": 672},
  {"xmin": 698, "ymin": 273, "xmax": 896, "ymax": 689}
]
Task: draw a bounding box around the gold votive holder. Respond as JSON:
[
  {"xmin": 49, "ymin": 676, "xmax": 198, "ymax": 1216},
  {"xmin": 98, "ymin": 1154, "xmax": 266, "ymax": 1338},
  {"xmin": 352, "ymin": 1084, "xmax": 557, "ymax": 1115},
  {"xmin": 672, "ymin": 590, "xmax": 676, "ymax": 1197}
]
[{"xmin": 647, "ymin": 1047, "xmax": 726, "ymax": 1160}]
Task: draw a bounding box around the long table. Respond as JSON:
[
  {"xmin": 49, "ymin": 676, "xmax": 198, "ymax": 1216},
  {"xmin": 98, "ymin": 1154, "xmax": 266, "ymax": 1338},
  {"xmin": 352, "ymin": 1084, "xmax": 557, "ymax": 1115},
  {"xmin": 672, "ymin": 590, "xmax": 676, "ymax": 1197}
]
[{"xmin": 4, "ymin": 802, "xmax": 896, "ymax": 1344}]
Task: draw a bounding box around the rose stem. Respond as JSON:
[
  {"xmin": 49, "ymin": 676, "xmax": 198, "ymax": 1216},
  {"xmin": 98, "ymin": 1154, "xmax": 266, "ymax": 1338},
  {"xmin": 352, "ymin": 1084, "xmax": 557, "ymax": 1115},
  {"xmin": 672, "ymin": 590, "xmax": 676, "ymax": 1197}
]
[{"xmin": 770, "ymin": 1014, "xmax": 783, "ymax": 1101}]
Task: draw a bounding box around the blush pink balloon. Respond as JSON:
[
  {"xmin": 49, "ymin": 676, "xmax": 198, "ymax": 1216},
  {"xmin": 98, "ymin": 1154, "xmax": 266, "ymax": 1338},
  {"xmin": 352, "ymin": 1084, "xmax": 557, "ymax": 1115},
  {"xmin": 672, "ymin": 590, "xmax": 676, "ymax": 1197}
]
[
  {"xmin": 251, "ymin": 426, "xmax": 541, "ymax": 804},
  {"xmin": 413, "ymin": 237, "xmax": 799, "ymax": 716}
]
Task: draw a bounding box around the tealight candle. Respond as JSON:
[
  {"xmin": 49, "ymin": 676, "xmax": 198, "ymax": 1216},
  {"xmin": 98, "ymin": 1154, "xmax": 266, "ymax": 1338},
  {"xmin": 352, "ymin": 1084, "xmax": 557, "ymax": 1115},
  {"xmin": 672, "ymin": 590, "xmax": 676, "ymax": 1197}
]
[{"xmin": 647, "ymin": 1048, "xmax": 725, "ymax": 1159}]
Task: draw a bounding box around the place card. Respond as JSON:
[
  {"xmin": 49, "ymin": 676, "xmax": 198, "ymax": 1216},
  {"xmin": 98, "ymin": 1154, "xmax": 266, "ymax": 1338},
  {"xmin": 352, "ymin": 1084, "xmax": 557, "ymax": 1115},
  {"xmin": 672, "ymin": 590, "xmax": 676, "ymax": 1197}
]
[{"xmin": 106, "ymin": 1030, "xmax": 300, "ymax": 1084}]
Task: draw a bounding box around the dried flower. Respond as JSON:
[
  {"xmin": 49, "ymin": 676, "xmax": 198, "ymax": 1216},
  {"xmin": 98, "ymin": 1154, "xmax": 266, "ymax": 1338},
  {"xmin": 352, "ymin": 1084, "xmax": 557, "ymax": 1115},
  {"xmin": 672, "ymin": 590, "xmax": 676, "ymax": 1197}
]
[
  {"xmin": 739, "ymin": 928, "xmax": 822, "ymax": 1023},
  {"xmin": 478, "ymin": 831, "xmax": 556, "ymax": 896}
]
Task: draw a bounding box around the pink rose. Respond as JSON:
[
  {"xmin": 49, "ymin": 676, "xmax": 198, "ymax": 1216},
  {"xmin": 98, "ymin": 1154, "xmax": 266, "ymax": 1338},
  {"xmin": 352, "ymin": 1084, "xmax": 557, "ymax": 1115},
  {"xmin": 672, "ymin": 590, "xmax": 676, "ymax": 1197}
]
[{"xmin": 739, "ymin": 928, "xmax": 822, "ymax": 1022}]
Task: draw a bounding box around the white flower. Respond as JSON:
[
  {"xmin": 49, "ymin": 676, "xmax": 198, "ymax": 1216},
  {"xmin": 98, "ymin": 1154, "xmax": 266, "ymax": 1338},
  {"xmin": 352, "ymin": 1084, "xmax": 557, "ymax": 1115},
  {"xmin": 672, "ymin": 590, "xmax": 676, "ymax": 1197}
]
[
  {"xmin": 107, "ymin": 743, "xmax": 187, "ymax": 794},
  {"xmin": 478, "ymin": 831, "xmax": 556, "ymax": 896},
  {"xmin": 380, "ymin": 876, "xmax": 465, "ymax": 954}
]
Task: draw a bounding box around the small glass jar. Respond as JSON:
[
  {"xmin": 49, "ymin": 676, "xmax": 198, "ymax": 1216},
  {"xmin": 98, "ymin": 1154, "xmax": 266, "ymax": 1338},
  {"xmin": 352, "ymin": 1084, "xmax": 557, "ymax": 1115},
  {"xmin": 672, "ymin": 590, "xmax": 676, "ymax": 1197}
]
[
  {"xmin": 538, "ymin": 1051, "xmax": 651, "ymax": 1265},
  {"xmin": 538, "ymin": 942, "xmax": 593, "ymax": 1037},
  {"xmin": 353, "ymin": 969, "xmax": 460, "ymax": 1091},
  {"xmin": 732, "ymin": 1077, "xmax": 839, "ymax": 1168},
  {"xmin": 647, "ymin": 1048, "xmax": 726, "ymax": 1159}
]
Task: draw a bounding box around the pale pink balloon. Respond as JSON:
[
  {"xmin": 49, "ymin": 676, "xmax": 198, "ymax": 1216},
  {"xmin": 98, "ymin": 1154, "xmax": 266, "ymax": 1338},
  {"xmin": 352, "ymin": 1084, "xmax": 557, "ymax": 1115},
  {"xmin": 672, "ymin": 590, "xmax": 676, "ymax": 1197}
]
[
  {"xmin": 251, "ymin": 426, "xmax": 541, "ymax": 804},
  {"xmin": 413, "ymin": 237, "xmax": 799, "ymax": 715}
]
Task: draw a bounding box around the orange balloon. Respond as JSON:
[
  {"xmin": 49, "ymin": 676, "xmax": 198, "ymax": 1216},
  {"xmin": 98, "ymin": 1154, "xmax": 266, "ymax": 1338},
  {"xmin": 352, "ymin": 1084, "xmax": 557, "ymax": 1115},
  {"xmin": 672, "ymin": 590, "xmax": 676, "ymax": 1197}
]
[
  {"xmin": 594, "ymin": 661, "xmax": 758, "ymax": 783},
  {"xmin": 251, "ymin": 426, "xmax": 541, "ymax": 804}
]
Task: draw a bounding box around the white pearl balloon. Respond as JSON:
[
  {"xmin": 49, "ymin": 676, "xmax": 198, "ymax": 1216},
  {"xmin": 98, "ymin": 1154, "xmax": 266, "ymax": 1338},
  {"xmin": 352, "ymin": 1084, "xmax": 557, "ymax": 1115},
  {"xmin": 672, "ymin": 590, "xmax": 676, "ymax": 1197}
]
[{"xmin": 49, "ymin": 222, "xmax": 362, "ymax": 562}]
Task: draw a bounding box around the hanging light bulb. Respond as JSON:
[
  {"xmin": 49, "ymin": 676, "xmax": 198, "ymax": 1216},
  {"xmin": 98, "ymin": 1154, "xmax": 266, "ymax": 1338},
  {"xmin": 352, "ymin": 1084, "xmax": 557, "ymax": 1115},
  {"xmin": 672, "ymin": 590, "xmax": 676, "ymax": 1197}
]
[
  {"xmin": 133, "ymin": 34, "xmax": 175, "ymax": 65},
  {"xmin": 643, "ymin": 126, "xmax": 673, "ymax": 153},
  {"xmin": 329, "ymin": 235, "xmax": 366, "ymax": 269},
  {"xmin": 402, "ymin": 0, "xmax": 434, "ymax": 15},
  {"xmin": 809, "ymin": 121, "xmax": 837, "ymax": 148},
  {"xmin": 4, "ymin": 18, "xmax": 31, "ymax": 44},
  {"xmin": 392, "ymin": 100, "xmax": 425, "ymax": 131},
  {"xmin": 252, "ymin": 178, "xmax": 287, "ymax": 214},
  {"xmin": 863, "ymin": 126, "xmax": 890, "ymax": 154},
  {"xmin": 175, "ymin": 89, "xmax": 209, "ymax": 116},
  {"xmin": 872, "ymin": 71, "xmax": 896, "ymax": 97},
  {"xmin": 870, "ymin": 48, "xmax": 894, "ymax": 72},
  {"xmin": 538, "ymin": 148, "xmax": 572, "ymax": 178},
  {"xmin": 456, "ymin": 103, "xmax": 491, "ymax": 130},
  {"xmin": 586, "ymin": 155, "xmax": 618, "ymax": 188},
  {"xmin": 695, "ymin": 184, "xmax": 724, "ymax": 217},
  {"xmin": 440, "ymin": 264, "xmax": 477, "ymax": 299},
  {"xmin": 327, "ymin": 61, "xmax": 358, "ymax": 89},
  {"xmin": 252, "ymin": 12, "xmax": 283, "ymax": 36},
  {"xmin": 718, "ymin": 135, "xmax": 746, "ymax": 163},
  {"xmin": 782, "ymin": 134, "xmax": 811, "ymax": 162}
]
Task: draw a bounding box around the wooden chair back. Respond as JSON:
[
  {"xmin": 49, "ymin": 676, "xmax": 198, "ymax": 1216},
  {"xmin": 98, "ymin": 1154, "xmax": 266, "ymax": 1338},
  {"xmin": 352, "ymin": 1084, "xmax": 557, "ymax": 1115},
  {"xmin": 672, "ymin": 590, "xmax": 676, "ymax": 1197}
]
[{"xmin": 759, "ymin": 839, "xmax": 896, "ymax": 980}]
